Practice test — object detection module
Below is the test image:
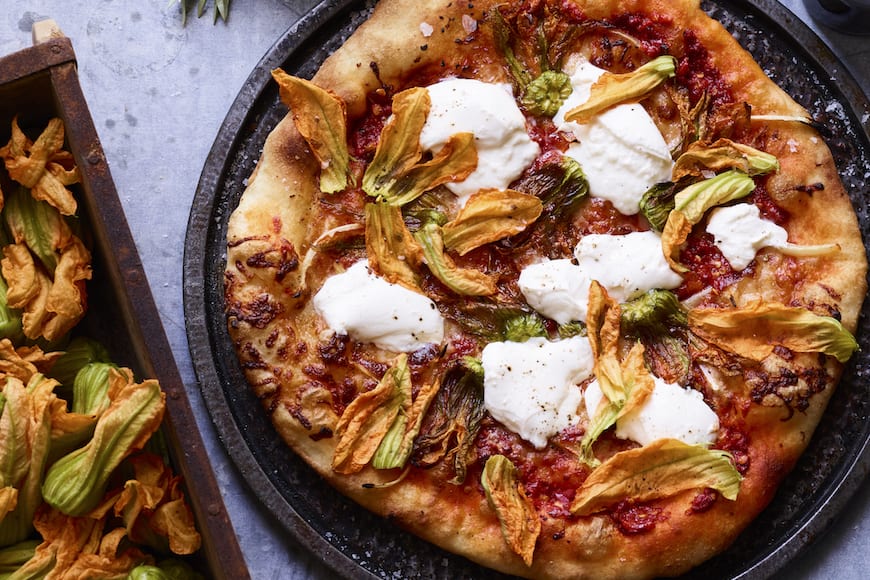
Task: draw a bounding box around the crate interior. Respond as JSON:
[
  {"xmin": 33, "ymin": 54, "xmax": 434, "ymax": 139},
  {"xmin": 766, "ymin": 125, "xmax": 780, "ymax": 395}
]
[{"xmin": 0, "ymin": 60, "xmax": 224, "ymax": 576}]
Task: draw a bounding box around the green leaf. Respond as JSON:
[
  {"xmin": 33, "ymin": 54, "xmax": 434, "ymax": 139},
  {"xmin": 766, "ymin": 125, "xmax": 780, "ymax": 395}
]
[
  {"xmin": 639, "ymin": 181, "xmax": 679, "ymax": 233},
  {"xmin": 214, "ymin": 0, "xmax": 230, "ymax": 22},
  {"xmin": 621, "ymin": 289, "xmax": 688, "ymax": 330},
  {"xmin": 525, "ymin": 156, "xmax": 589, "ymax": 217},
  {"xmin": 412, "ymin": 361, "xmax": 485, "ymax": 484},
  {"xmin": 175, "ymin": 0, "xmax": 232, "ymax": 25},
  {"xmin": 490, "ymin": 7, "xmax": 531, "ymax": 89},
  {"xmin": 510, "ymin": 156, "xmax": 589, "ymax": 245},
  {"xmin": 621, "ymin": 290, "xmax": 691, "ymax": 384},
  {"xmin": 437, "ymin": 300, "xmax": 532, "ymax": 341}
]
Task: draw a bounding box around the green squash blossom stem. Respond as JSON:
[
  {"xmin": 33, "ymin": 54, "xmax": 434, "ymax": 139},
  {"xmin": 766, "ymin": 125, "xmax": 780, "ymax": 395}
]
[{"xmin": 45, "ymin": 337, "xmax": 111, "ymax": 388}]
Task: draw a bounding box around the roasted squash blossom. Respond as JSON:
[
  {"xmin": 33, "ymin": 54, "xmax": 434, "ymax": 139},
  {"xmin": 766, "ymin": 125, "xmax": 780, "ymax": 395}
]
[{"xmin": 266, "ymin": 44, "xmax": 860, "ymax": 564}]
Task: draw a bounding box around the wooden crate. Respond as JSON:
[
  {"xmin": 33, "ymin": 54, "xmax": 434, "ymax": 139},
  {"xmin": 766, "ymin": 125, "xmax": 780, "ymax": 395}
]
[{"xmin": 0, "ymin": 21, "xmax": 249, "ymax": 579}]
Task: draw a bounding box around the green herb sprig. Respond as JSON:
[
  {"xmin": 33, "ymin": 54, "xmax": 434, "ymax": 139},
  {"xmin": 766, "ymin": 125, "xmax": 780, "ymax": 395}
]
[{"xmin": 175, "ymin": 0, "xmax": 232, "ymax": 25}]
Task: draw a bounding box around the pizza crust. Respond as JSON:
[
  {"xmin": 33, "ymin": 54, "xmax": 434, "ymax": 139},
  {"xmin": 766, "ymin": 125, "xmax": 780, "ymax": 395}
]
[{"xmin": 224, "ymin": 1, "xmax": 867, "ymax": 578}]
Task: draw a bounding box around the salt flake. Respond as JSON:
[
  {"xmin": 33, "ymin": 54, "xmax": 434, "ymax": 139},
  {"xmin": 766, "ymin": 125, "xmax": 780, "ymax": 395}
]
[{"xmin": 462, "ymin": 14, "xmax": 478, "ymax": 33}]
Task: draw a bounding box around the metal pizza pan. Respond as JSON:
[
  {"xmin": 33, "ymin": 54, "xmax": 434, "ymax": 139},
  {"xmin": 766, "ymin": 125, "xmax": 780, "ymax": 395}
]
[{"xmin": 183, "ymin": 1, "xmax": 870, "ymax": 578}]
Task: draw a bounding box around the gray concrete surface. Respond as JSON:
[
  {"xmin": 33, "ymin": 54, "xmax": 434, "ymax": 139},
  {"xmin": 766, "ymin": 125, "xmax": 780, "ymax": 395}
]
[{"xmin": 0, "ymin": 1, "xmax": 867, "ymax": 578}]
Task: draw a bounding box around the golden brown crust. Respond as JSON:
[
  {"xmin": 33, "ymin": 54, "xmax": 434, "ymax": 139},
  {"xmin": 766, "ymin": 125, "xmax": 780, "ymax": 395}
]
[{"xmin": 224, "ymin": 1, "xmax": 867, "ymax": 578}]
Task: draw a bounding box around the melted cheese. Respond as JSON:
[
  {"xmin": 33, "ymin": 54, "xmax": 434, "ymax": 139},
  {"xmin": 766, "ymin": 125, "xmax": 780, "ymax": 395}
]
[
  {"xmin": 706, "ymin": 203, "xmax": 789, "ymax": 270},
  {"xmin": 312, "ymin": 260, "xmax": 444, "ymax": 352},
  {"xmin": 584, "ymin": 377, "xmax": 719, "ymax": 447},
  {"xmin": 554, "ymin": 61, "xmax": 673, "ymax": 215},
  {"xmin": 420, "ymin": 78, "xmax": 540, "ymax": 205},
  {"xmin": 517, "ymin": 259, "xmax": 590, "ymax": 324},
  {"xmin": 573, "ymin": 231, "xmax": 683, "ymax": 303},
  {"xmin": 482, "ymin": 336, "xmax": 594, "ymax": 448}
]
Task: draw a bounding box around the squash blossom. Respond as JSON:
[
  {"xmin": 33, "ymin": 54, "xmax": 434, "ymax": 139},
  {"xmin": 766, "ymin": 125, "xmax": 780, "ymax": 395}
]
[
  {"xmin": 0, "ymin": 274, "xmax": 23, "ymax": 345},
  {"xmin": 46, "ymin": 336, "xmax": 111, "ymax": 387},
  {"xmin": 1, "ymin": 186, "xmax": 92, "ymax": 343},
  {"xmin": 0, "ymin": 539, "xmax": 39, "ymax": 572},
  {"xmin": 71, "ymin": 362, "xmax": 119, "ymax": 416},
  {"xmin": 41, "ymin": 374, "xmax": 165, "ymax": 517},
  {"xmin": 0, "ymin": 375, "xmax": 55, "ymax": 547}
]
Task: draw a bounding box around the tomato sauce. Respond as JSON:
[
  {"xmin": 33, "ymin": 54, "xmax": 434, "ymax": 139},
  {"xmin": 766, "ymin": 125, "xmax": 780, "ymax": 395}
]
[
  {"xmin": 751, "ymin": 186, "xmax": 791, "ymax": 225},
  {"xmin": 677, "ymin": 30, "xmax": 734, "ymax": 107},
  {"xmin": 676, "ymin": 232, "xmax": 753, "ymax": 299},
  {"xmin": 349, "ymin": 104, "xmax": 389, "ymax": 160},
  {"xmin": 474, "ymin": 420, "xmax": 588, "ymax": 518},
  {"xmin": 310, "ymin": 3, "xmax": 759, "ymax": 536},
  {"xmin": 610, "ymin": 500, "xmax": 666, "ymax": 534}
]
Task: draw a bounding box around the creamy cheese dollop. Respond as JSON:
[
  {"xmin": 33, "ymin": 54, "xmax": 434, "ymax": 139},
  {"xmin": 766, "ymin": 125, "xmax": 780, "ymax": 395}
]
[
  {"xmin": 554, "ymin": 61, "xmax": 673, "ymax": 215},
  {"xmin": 420, "ymin": 78, "xmax": 540, "ymax": 205},
  {"xmin": 312, "ymin": 260, "xmax": 444, "ymax": 352},
  {"xmin": 517, "ymin": 258, "xmax": 590, "ymax": 324},
  {"xmin": 573, "ymin": 231, "xmax": 683, "ymax": 303},
  {"xmin": 584, "ymin": 377, "xmax": 719, "ymax": 447},
  {"xmin": 706, "ymin": 203, "xmax": 790, "ymax": 270},
  {"xmin": 482, "ymin": 336, "xmax": 594, "ymax": 448}
]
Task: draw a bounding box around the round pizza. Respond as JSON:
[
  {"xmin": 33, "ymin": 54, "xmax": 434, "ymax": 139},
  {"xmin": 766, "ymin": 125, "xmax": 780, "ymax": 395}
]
[{"xmin": 222, "ymin": 0, "xmax": 867, "ymax": 577}]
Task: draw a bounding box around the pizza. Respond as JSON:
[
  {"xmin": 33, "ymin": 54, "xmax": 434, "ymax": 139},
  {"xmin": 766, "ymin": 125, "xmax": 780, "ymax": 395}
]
[{"xmin": 222, "ymin": 0, "xmax": 867, "ymax": 577}]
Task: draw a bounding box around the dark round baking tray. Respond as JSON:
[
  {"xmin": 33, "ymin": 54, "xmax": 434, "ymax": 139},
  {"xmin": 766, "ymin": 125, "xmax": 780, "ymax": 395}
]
[{"xmin": 183, "ymin": 1, "xmax": 870, "ymax": 578}]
